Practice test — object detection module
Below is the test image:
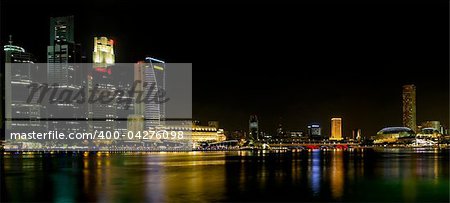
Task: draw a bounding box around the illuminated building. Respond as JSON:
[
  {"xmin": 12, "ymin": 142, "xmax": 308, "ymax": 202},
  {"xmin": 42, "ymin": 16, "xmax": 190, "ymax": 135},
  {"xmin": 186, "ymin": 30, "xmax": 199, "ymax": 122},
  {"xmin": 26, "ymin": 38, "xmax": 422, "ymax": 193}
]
[
  {"xmin": 330, "ymin": 118, "xmax": 343, "ymax": 141},
  {"xmin": 416, "ymin": 128, "xmax": 441, "ymax": 141},
  {"xmin": 89, "ymin": 37, "xmax": 117, "ymax": 133},
  {"xmin": 4, "ymin": 36, "xmax": 46, "ymax": 132},
  {"xmin": 132, "ymin": 58, "xmax": 166, "ymax": 130},
  {"xmin": 145, "ymin": 57, "xmax": 166, "ymax": 122},
  {"xmin": 46, "ymin": 16, "xmax": 85, "ymax": 136},
  {"xmin": 191, "ymin": 124, "xmax": 226, "ymax": 144},
  {"xmin": 47, "ymin": 16, "xmax": 82, "ymax": 86},
  {"xmin": 352, "ymin": 129, "xmax": 362, "ymax": 142},
  {"xmin": 308, "ymin": 123, "xmax": 322, "ymax": 140},
  {"xmin": 373, "ymin": 127, "xmax": 415, "ymax": 144},
  {"xmin": 420, "ymin": 121, "xmax": 441, "ymax": 132},
  {"xmin": 402, "ymin": 84, "xmax": 417, "ymax": 132},
  {"xmin": 249, "ymin": 115, "xmax": 259, "ymax": 140},
  {"xmin": 93, "ymin": 37, "xmax": 115, "ymax": 68}
]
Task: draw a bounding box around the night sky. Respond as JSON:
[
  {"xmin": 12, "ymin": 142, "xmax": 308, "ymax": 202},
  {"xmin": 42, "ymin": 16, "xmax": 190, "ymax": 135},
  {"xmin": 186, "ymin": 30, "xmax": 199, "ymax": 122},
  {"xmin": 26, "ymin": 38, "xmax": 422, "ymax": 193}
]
[{"xmin": 2, "ymin": 0, "xmax": 449, "ymax": 137}]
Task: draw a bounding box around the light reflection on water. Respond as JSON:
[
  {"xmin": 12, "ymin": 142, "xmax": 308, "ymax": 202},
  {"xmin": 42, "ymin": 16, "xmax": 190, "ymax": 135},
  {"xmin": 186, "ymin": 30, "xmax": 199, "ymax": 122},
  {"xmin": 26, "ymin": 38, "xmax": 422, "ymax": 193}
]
[{"xmin": 1, "ymin": 149, "xmax": 449, "ymax": 202}]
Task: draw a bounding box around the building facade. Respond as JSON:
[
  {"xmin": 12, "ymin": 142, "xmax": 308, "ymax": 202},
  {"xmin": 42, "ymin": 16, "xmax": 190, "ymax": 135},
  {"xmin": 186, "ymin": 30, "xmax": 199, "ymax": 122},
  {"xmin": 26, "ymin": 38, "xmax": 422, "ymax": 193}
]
[
  {"xmin": 308, "ymin": 124, "xmax": 322, "ymax": 140},
  {"xmin": 249, "ymin": 115, "xmax": 259, "ymax": 140},
  {"xmin": 330, "ymin": 118, "xmax": 343, "ymax": 141},
  {"xmin": 402, "ymin": 84, "xmax": 417, "ymax": 132}
]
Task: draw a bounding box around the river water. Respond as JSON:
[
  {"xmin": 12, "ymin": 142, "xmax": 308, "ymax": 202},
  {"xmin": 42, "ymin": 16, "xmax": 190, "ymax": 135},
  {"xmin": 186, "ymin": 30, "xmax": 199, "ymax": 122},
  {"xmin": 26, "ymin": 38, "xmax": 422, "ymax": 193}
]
[{"xmin": 1, "ymin": 149, "xmax": 449, "ymax": 202}]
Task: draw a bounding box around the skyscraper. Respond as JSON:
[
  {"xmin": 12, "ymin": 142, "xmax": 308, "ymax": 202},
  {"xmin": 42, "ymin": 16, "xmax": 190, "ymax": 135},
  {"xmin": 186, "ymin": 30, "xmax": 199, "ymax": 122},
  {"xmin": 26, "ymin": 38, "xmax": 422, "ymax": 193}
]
[
  {"xmin": 330, "ymin": 118, "xmax": 343, "ymax": 141},
  {"xmin": 89, "ymin": 36, "xmax": 116, "ymax": 132},
  {"xmin": 131, "ymin": 58, "xmax": 166, "ymax": 130},
  {"xmin": 93, "ymin": 37, "xmax": 115, "ymax": 68},
  {"xmin": 308, "ymin": 124, "xmax": 321, "ymax": 140},
  {"xmin": 249, "ymin": 115, "xmax": 259, "ymax": 140},
  {"xmin": 4, "ymin": 36, "xmax": 46, "ymax": 132},
  {"xmin": 46, "ymin": 16, "xmax": 85, "ymax": 135},
  {"xmin": 47, "ymin": 16, "xmax": 82, "ymax": 86},
  {"xmin": 402, "ymin": 84, "xmax": 417, "ymax": 132}
]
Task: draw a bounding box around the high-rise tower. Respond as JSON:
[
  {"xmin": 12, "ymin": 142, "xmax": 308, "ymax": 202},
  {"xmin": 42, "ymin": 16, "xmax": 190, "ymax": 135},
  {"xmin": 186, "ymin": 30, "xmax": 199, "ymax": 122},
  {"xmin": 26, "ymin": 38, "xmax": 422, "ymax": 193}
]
[
  {"xmin": 249, "ymin": 115, "xmax": 259, "ymax": 140},
  {"xmin": 402, "ymin": 84, "xmax": 417, "ymax": 132},
  {"xmin": 330, "ymin": 118, "xmax": 343, "ymax": 141}
]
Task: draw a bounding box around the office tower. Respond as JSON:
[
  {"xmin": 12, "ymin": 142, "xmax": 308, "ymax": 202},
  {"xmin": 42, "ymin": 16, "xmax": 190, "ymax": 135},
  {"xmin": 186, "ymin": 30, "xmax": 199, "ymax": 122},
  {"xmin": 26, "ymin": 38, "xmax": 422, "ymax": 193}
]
[
  {"xmin": 4, "ymin": 36, "xmax": 46, "ymax": 131},
  {"xmin": 131, "ymin": 58, "xmax": 166, "ymax": 130},
  {"xmin": 307, "ymin": 124, "xmax": 321, "ymax": 139},
  {"xmin": 145, "ymin": 57, "xmax": 166, "ymax": 121},
  {"xmin": 46, "ymin": 16, "xmax": 85, "ymax": 136},
  {"xmin": 47, "ymin": 16, "xmax": 82, "ymax": 86},
  {"xmin": 402, "ymin": 84, "xmax": 417, "ymax": 132},
  {"xmin": 330, "ymin": 118, "xmax": 343, "ymax": 141},
  {"xmin": 89, "ymin": 37, "xmax": 116, "ymax": 132},
  {"xmin": 93, "ymin": 37, "xmax": 115, "ymax": 68},
  {"xmin": 249, "ymin": 115, "xmax": 259, "ymax": 140}
]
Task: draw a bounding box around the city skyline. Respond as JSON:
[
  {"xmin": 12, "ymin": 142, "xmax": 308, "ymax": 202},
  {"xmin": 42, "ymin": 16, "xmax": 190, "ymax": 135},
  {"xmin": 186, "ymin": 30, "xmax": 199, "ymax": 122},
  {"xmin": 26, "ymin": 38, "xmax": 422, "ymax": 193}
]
[{"xmin": 1, "ymin": 1, "xmax": 448, "ymax": 137}]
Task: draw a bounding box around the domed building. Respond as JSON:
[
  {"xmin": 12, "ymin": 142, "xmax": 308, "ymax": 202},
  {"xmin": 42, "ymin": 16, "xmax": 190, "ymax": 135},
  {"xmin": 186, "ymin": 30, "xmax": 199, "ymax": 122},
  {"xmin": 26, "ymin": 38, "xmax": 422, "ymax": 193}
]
[{"xmin": 374, "ymin": 127, "xmax": 416, "ymax": 144}]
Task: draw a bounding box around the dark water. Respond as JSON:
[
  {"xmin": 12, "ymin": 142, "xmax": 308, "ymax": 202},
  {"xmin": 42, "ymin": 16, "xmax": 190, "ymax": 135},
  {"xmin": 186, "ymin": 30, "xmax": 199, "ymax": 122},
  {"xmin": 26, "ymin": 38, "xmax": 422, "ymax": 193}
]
[{"xmin": 1, "ymin": 149, "xmax": 449, "ymax": 202}]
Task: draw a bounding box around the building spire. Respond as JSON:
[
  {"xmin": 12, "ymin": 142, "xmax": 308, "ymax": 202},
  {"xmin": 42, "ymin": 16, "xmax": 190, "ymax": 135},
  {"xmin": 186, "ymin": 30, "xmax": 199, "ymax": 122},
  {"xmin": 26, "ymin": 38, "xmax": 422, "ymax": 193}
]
[{"xmin": 8, "ymin": 34, "xmax": 13, "ymax": 45}]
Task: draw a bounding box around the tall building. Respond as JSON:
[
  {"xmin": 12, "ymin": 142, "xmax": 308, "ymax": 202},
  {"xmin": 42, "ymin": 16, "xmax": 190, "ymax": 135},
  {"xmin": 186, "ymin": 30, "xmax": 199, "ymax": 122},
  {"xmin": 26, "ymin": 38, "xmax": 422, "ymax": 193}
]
[
  {"xmin": 249, "ymin": 115, "xmax": 259, "ymax": 140},
  {"xmin": 145, "ymin": 57, "xmax": 166, "ymax": 122},
  {"xmin": 330, "ymin": 118, "xmax": 343, "ymax": 141},
  {"xmin": 352, "ymin": 129, "xmax": 362, "ymax": 142},
  {"xmin": 4, "ymin": 36, "xmax": 46, "ymax": 132},
  {"xmin": 308, "ymin": 123, "xmax": 322, "ymax": 140},
  {"xmin": 47, "ymin": 16, "xmax": 82, "ymax": 86},
  {"xmin": 93, "ymin": 37, "xmax": 115, "ymax": 68},
  {"xmin": 89, "ymin": 37, "xmax": 117, "ymax": 132},
  {"xmin": 402, "ymin": 84, "xmax": 417, "ymax": 132},
  {"xmin": 131, "ymin": 58, "xmax": 166, "ymax": 130},
  {"xmin": 46, "ymin": 16, "xmax": 85, "ymax": 136}
]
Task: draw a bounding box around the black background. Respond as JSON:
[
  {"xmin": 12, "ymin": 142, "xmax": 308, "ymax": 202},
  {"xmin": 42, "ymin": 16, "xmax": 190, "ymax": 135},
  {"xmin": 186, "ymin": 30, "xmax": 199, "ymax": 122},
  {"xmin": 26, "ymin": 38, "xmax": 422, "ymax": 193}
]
[{"xmin": 1, "ymin": 0, "xmax": 448, "ymax": 137}]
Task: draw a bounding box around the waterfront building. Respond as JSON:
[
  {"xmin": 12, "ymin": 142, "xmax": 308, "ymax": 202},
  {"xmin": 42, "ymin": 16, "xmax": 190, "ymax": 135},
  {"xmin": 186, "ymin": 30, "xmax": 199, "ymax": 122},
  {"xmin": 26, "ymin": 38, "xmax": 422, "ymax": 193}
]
[
  {"xmin": 351, "ymin": 129, "xmax": 362, "ymax": 142},
  {"xmin": 402, "ymin": 85, "xmax": 417, "ymax": 132},
  {"xmin": 93, "ymin": 37, "xmax": 115, "ymax": 68},
  {"xmin": 373, "ymin": 127, "xmax": 415, "ymax": 144},
  {"xmin": 330, "ymin": 118, "xmax": 343, "ymax": 141},
  {"xmin": 132, "ymin": 58, "xmax": 166, "ymax": 130},
  {"xmin": 89, "ymin": 37, "xmax": 117, "ymax": 134},
  {"xmin": 420, "ymin": 121, "xmax": 441, "ymax": 132},
  {"xmin": 4, "ymin": 36, "xmax": 46, "ymax": 132},
  {"xmin": 249, "ymin": 115, "xmax": 259, "ymax": 140},
  {"xmin": 308, "ymin": 123, "xmax": 322, "ymax": 140},
  {"xmin": 46, "ymin": 16, "xmax": 86, "ymax": 136}
]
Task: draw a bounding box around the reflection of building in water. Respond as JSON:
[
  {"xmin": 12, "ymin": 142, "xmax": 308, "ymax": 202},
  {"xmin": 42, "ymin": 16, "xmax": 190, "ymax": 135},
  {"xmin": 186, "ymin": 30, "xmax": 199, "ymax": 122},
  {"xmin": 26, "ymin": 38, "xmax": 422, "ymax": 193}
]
[
  {"xmin": 309, "ymin": 150, "xmax": 321, "ymax": 195},
  {"xmin": 4, "ymin": 36, "xmax": 47, "ymax": 133},
  {"xmin": 330, "ymin": 151, "xmax": 344, "ymax": 199},
  {"xmin": 374, "ymin": 127, "xmax": 416, "ymax": 144}
]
